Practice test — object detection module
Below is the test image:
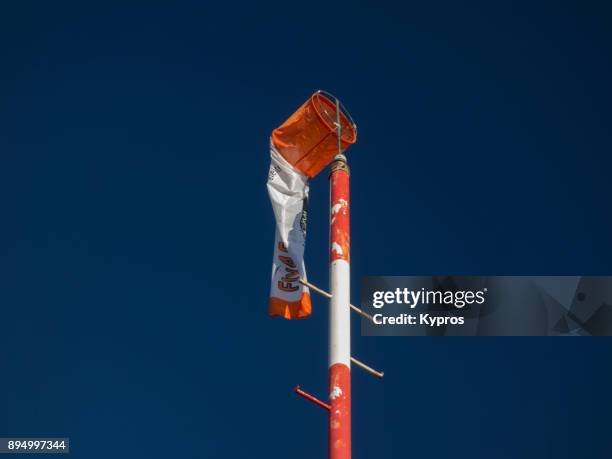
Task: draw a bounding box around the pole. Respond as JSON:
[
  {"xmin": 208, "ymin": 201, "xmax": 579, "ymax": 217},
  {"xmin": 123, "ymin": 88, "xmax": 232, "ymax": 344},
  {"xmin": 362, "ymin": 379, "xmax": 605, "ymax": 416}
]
[{"xmin": 329, "ymin": 99, "xmax": 351, "ymax": 459}]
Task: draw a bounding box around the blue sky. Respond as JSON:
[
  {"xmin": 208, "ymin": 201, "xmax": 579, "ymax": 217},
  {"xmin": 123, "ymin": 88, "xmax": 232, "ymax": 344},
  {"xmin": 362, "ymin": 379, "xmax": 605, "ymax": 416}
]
[{"xmin": 1, "ymin": 2, "xmax": 612, "ymax": 458}]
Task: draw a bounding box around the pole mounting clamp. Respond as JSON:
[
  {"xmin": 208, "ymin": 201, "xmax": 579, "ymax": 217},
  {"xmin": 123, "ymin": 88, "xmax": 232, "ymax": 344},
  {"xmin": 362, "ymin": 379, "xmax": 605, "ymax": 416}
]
[{"xmin": 330, "ymin": 157, "xmax": 350, "ymax": 175}]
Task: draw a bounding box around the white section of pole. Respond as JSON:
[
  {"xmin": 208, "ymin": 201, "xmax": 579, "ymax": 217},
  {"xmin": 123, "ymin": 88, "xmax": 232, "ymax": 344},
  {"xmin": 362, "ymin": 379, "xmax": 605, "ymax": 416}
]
[{"xmin": 329, "ymin": 259, "xmax": 351, "ymax": 367}]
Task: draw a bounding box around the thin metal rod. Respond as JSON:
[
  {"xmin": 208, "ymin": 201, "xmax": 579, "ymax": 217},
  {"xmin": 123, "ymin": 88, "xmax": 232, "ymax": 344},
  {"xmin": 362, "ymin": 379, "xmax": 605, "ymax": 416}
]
[
  {"xmin": 335, "ymin": 97, "xmax": 342, "ymax": 154},
  {"xmin": 300, "ymin": 278, "xmax": 331, "ymax": 299},
  {"xmin": 351, "ymin": 357, "xmax": 384, "ymax": 379},
  {"xmin": 299, "ymin": 278, "xmax": 374, "ymax": 323},
  {"xmin": 294, "ymin": 386, "xmax": 331, "ymax": 411}
]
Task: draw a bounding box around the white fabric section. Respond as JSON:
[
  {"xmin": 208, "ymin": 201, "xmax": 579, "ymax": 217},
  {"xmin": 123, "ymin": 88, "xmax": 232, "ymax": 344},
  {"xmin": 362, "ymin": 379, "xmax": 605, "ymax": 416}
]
[
  {"xmin": 329, "ymin": 259, "xmax": 351, "ymax": 367},
  {"xmin": 267, "ymin": 142, "xmax": 310, "ymax": 303}
]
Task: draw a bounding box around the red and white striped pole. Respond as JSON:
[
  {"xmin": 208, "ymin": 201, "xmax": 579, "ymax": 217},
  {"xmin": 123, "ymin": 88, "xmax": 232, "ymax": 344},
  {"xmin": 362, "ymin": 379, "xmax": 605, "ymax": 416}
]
[{"xmin": 328, "ymin": 105, "xmax": 351, "ymax": 458}]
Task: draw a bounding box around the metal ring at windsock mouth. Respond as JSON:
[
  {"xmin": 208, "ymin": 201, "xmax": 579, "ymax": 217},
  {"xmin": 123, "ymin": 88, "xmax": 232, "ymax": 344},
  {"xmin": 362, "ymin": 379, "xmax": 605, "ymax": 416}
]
[{"xmin": 313, "ymin": 90, "xmax": 358, "ymax": 143}]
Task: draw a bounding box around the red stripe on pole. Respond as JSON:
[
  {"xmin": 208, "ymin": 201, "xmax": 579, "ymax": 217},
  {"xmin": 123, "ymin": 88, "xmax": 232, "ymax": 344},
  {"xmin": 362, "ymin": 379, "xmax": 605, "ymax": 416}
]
[
  {"xmin": 330, "ymin": 167, "xmax": 350, "ymax": 262},
  {"xmin": 329, "ymin": 363, "xmax": 351, "ymax": 459}
]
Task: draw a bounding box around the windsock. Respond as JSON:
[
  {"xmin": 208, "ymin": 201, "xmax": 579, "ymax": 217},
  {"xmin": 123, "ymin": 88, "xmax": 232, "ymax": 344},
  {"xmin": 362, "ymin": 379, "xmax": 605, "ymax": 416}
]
[
  {"xmin": 268, "ymin": 91, "xmax": 357, "ymax": 319},
  {"xmin": 267, "ymin": 143, "xmax": 311, "ymax": 319}
]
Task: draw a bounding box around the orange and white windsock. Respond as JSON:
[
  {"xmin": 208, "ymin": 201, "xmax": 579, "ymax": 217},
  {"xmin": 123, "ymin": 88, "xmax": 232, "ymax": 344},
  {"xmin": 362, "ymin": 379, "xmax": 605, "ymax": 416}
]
[
  {"xmin": 267, "ymin": 142, "xmax": 312, "ymax": 319},
  {"xmin": 268, "ymin": 91, "xmax": 357, "ymax": 319}
]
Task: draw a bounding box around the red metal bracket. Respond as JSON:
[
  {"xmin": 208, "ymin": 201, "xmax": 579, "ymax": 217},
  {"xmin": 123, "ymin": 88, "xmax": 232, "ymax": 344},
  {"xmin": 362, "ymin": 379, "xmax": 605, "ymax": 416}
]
[{"xmin": 294, "ymin": 386, "xmax": 331, "ymax": 411}]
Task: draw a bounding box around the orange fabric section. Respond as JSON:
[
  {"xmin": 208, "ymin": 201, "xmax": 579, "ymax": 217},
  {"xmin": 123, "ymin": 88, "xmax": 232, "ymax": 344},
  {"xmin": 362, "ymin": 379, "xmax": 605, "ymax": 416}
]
[
  {"xmin": 272, "ymin": 93, "xmax": 356, "ymax": 178},
  {"xmin": 269, "ymin": 292, "xmax": 312, "ymax": 319}
]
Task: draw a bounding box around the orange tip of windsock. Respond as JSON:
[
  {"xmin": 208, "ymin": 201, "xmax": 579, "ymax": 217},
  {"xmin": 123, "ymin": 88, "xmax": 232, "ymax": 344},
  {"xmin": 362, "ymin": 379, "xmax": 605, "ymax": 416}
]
[
  {"xmin": 269, "ymin": 292, "xmax": 312, "ymax": 319},
  {"xmin": 271, "ymin": 91, "xmax": 357, "ymax": 178}
]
